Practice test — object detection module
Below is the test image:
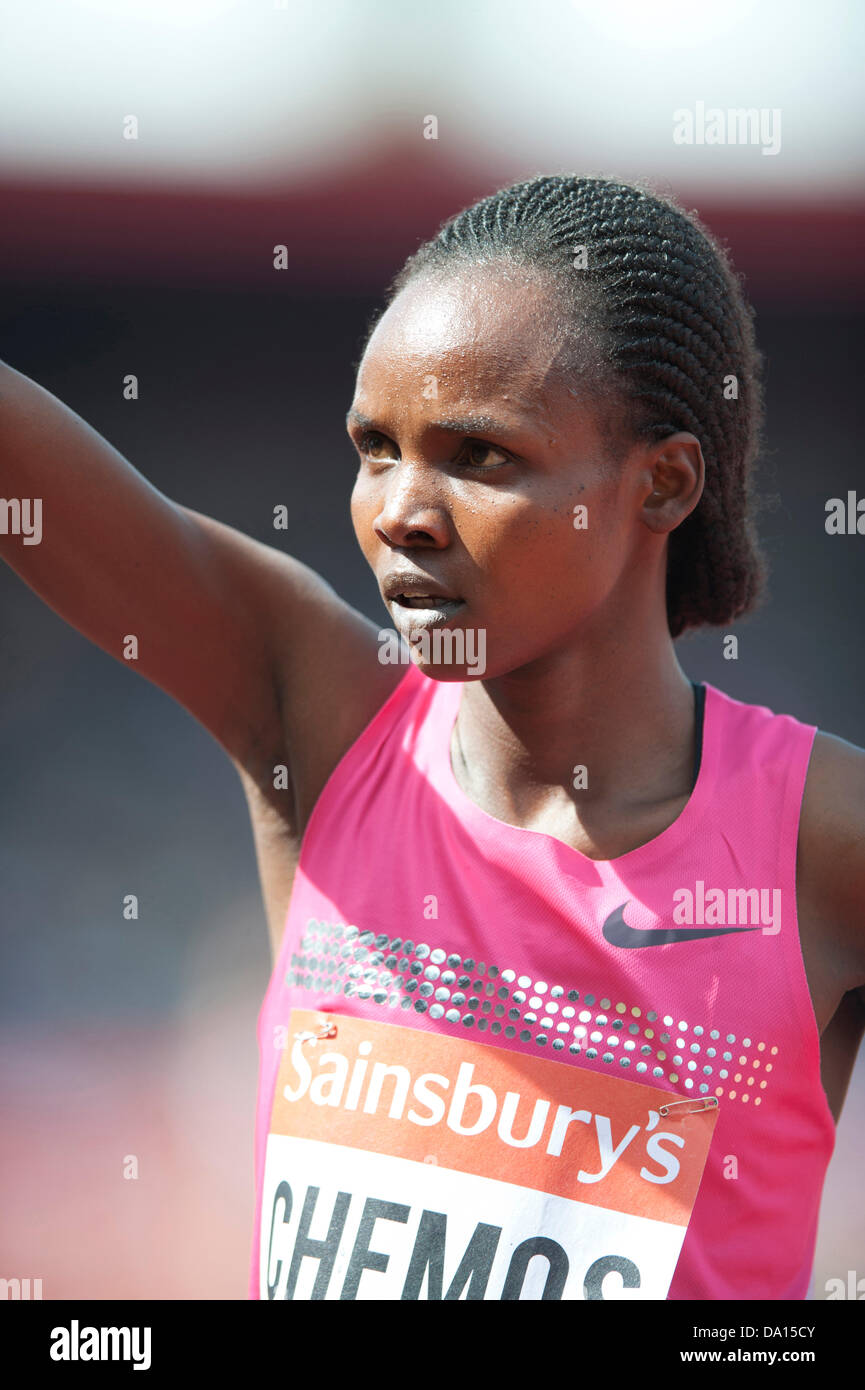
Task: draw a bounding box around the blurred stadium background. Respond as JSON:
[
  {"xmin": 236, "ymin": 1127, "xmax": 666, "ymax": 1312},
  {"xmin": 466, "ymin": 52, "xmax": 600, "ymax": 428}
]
[{"xmin": 1, "ymin": 0, "xmax": 863, "ymax": 1298}]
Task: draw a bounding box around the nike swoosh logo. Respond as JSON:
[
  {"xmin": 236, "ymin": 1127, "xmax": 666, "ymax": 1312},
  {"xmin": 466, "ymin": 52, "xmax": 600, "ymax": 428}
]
[{"xmin": 602, "ymin": 901, "xmax": 760, "ymax": 948}]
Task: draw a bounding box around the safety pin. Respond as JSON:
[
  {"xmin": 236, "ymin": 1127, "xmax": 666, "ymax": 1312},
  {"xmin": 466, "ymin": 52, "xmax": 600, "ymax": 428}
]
[
  {"xmin": 658, "ymin": 1096, "xmax": 719, "ymax": 1117},
  {"xmin": 294, "ymin": 1017, "xmax": 337, "ymax": 1046}
]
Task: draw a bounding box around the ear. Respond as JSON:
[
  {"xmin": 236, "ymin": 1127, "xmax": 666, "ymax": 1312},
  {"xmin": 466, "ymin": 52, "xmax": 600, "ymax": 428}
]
[{"xmin": 639, "ymin": 432, "xmax": 705, "ymax": 535}]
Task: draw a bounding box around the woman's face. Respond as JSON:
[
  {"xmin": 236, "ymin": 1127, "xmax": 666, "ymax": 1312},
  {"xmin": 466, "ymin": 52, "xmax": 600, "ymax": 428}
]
[{"xmin": 347, "ymin": 263, "xmax": 664, "ymax": 681}]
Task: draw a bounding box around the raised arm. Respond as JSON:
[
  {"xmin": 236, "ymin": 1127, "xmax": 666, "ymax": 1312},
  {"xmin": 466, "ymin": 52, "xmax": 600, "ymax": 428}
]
[{"xmin": 0, "ymin": 360, "xmax": 399, "ymax": 809}]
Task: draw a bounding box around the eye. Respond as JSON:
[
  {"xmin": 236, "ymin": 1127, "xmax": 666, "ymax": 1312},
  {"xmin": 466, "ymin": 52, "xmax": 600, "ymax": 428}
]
[
  {"xmin": 357, "ymin": 429, "xmax": 397, "ymax": 460},
  {"xmin": 461, "ymin": 440, "xmax": 510, "ymax": 471},
  {"xmin": 354, "ymin": 429, "xmax": 511, "ymax": 471}
]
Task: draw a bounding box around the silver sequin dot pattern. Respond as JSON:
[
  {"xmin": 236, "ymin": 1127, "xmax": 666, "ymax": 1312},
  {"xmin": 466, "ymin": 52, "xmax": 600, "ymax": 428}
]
[{"xmin": 282, "ymin": 919, "xmax": 778, "ymax": 1104}]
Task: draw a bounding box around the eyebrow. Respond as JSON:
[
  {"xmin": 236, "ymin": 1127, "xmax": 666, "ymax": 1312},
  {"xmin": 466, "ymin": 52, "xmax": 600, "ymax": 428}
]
[{"xmin": 345, "ymin": 408, "xmax": 521, "ymax": 437}]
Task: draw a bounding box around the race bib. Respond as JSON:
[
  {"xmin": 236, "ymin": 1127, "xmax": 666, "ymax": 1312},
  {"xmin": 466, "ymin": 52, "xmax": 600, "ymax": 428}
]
[{"xmin": 260, "ymin": 1010, "xmax": 718, "ymax": 1300}]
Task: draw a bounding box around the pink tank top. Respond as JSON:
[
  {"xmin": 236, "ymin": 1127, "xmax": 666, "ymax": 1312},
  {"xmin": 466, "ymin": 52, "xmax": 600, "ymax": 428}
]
[{"xmin": 250, "ymin": 665, "xmax": 834, "ymax": 1300}]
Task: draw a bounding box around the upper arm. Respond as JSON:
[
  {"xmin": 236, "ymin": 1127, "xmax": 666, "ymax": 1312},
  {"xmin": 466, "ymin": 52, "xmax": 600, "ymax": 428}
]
[
  {"xmin": 798, "ymin": 729, "xmax": 865, "ymax": 999},
  {"xmin": 0, "ymin": 361, "xmax": 400, "ymax": 788}
]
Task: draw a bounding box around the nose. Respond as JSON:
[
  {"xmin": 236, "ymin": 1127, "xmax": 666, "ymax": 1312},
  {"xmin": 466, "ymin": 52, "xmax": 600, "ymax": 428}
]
[{"xmin": 372, "ymin": 460, "xmax": 450, "ymax": 548}]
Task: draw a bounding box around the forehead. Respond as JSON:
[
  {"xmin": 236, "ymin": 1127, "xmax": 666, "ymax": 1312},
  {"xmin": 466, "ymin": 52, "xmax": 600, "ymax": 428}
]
[{"xmin": 357, "ymin": 262, "xmax": 572, "ymax": 410}]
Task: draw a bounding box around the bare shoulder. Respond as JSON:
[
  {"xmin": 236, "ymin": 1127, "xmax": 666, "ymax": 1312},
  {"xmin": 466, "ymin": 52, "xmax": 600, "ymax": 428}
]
[
  {"xmin": 798, "ymin": 728, "xmax": 865, "ymax": 995},
  {"xmin": 283, "ymin": 591, "xmax": 406, "ymax": 830},
  {"xmin": 233, "ymin": 551, "xmax": 406, "ymax": 834}
]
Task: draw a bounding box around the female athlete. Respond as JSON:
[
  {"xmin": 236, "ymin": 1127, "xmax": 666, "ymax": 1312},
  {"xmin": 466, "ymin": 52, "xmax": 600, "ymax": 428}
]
[{"xmin": 2, "ymin": 174, "xmax": 863, "ymax": 1300}]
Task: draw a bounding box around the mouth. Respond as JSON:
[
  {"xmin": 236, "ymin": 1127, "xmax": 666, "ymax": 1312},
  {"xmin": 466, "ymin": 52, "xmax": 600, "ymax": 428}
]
[
  {"xmin": 381, "ymin": 570, "xmax": 467, "ymax": 629},
  {"xmin": 392, "ymin": 593, "xmax": 464, "ymax": 611},
  {"xmin": 388, "ymin": 593, "xmax": 466, "ymax": 630}
]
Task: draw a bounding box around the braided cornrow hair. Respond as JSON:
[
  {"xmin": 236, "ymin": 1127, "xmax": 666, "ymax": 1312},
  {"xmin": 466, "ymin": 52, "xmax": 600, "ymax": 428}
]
[{"xmin": 365, "ymin": 174, "xmax": 768, "ymax": 639}]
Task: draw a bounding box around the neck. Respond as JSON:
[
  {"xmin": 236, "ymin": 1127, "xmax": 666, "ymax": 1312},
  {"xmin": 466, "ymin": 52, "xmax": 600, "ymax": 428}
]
[{"xmin": 452, "ymin": 634, "xmax": 697, "ymax": 824}]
